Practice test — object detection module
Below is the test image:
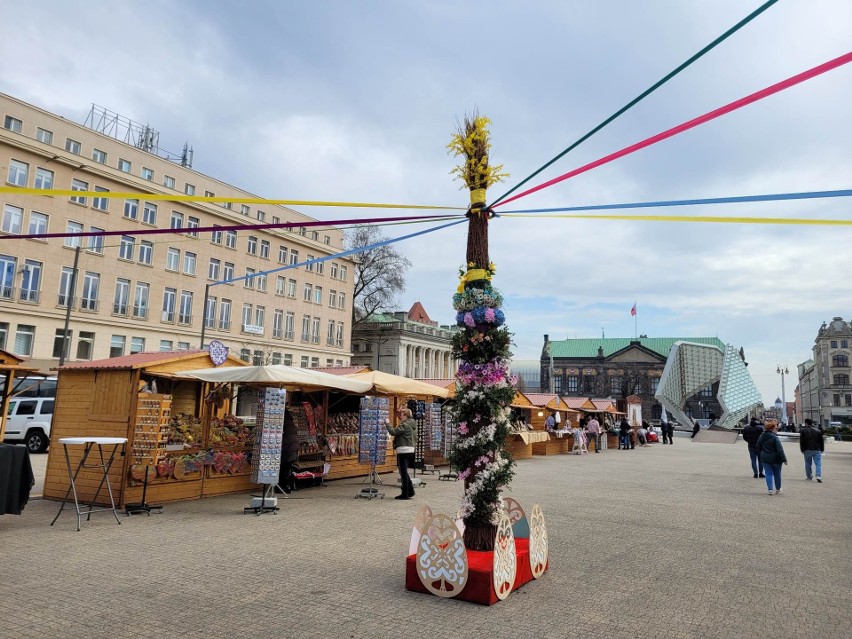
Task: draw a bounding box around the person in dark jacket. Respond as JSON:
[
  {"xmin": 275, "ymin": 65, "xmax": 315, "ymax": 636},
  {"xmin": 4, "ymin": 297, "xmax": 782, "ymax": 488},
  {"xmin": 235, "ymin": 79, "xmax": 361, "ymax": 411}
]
[
  {"xmin": 279, "ymin": 411, "xmax": 300, "ymax": 493},
  {"xmin": 386, "ymin": 407, "xmax": 417, "ymax": 500},
  {"xmin": 618, "ymin": 418, "xmax": 631, "ymax": 450},
  {"xmin": 742, "ymin": 418, "xmax": 765, "ymax": 478},
  {"xmin": 690, "ymin": 418, "xmax": 701, "ymax": 438},
  {"xmin": 799, "ymin": 418, "xmax": 824, "ymax": 482},
  {"xmin": 756, "ymin": 419, "xmax": 787, "ymax": 494}
]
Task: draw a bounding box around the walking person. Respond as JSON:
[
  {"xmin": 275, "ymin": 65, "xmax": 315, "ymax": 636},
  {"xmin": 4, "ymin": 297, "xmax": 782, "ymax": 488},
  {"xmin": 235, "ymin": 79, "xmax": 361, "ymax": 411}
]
[
  {"xmin": 691, "ymin": 418, "xmax": 701, "ymax": 438},
  {"xmin": 742, "ymin": 418, "xmax": 765, "ymax": 479},
  {"xmin": 799, "ymin": 418, "xmax": 824, "ymax": 483},
  {"xmin": 756, "ymin": 420, "xmax": 787, "ymax": 495},
  {"xmin": 386, "ymin": 407, "xmax": 417, "ymax": 500},
  {"xmin": 585, "ymin": 415, "xmax": 601, "ymax": 453}
]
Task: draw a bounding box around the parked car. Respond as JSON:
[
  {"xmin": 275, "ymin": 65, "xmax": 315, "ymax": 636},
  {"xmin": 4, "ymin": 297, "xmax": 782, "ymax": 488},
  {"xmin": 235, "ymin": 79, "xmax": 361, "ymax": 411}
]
[{"xmin": 3, "ymin": 396, "xmax": 54, "ymax": 453}]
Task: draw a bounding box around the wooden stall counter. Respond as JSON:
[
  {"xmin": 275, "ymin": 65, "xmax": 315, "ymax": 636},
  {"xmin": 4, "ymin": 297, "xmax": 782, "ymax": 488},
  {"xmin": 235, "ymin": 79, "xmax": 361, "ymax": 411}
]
[
  {"xmin": 504, "ymin": 431, "xmax": 550, "ymax": 459},
  {"xmin": 532, "ymin": 431, "xmax": 572, "ymax": 455}
]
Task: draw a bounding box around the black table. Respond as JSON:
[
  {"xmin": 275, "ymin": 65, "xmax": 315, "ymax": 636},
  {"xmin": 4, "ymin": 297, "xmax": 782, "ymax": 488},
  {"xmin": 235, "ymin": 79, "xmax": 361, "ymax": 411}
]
[{"xmin": 0, "ymin": 443, "xmax": 35, "ymax": 515}]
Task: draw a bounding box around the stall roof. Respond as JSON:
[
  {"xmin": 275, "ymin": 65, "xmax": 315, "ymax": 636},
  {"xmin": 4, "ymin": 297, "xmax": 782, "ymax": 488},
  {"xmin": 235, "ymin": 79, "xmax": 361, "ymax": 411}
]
[
  {"xmin": 415, "ymin": 378, "xmax": 457, "ymax": 399},
  {"xmin": 522, "ymin": 393, "xmax": 574, "ymax": 411},
  {"xmin": 346, "ymin": 370, "xmax": 450, "ymax": 398},
  {"xmin": 311, "ymin": 366, "xmax": 370, "ymax": 376},
  {"xmin": 176, "ymin": 365, "xmax": 373, "ymax": 393},
  {"xmin": 561, "ymin": 397, "xmax": 598, "ymax": 411},
  {"xmin": 57, "ymin": 350, "xmax": 242, "ymax": 371}
]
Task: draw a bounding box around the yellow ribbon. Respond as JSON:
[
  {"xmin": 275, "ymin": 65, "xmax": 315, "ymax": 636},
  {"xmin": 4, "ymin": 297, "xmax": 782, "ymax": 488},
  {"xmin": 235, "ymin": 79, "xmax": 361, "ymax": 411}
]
[
  {"xmin": 457, "ymin": 268, "xmax": 491, "ymax": 293},
  {"xmin": 0, "ymin": 187, "xmax": 462, "ymax": 210},
  {"xmin": 470, "ymin": 188, "xmax": 486, "ymax": 205}
]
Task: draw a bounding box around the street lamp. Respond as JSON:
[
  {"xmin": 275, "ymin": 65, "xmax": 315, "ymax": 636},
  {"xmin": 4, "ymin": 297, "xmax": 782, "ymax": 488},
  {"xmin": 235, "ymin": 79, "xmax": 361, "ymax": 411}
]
[{"xmin": 777, "ymin": 366, "xmax": 789, "ymax": 427}]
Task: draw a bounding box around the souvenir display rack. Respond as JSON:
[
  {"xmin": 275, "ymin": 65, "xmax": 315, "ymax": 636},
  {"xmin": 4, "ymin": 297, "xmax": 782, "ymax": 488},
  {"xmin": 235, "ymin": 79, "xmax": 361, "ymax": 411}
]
[
  {"xmin": 246, "ymin": 388, "xmax": 286, "ymax": 515},
  {"xmin": 325, "ymin": 411, "xmax": 359, "ymax": 457},
  {"xmin": 356, "ymin": 396, "xmax": 388, "ymax": 499},
  {"xmin": 126, "ymin": 393, "xmax": 171, "ymax": 515}
]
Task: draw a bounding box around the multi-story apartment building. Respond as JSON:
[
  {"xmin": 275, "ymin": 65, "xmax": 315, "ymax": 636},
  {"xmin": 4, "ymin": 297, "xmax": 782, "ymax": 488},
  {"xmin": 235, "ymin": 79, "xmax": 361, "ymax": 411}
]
[
  {"xmin": 350, "ymin": 302, "xmax": 457, "ymax": 377},
  {"xmin": 798, "ymin": 317, "xmax": 852, "ymax": 427},
  {"xmin": 1, "ymin": 93, "xmax": 354, "ymax": 371}
]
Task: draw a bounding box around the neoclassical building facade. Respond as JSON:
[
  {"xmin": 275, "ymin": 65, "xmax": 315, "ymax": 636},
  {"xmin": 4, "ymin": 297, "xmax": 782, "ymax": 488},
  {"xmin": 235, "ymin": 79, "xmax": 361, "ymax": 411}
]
[{"xmin": 350, "ymin": 302, "xmax": 457, "ymax": 378}]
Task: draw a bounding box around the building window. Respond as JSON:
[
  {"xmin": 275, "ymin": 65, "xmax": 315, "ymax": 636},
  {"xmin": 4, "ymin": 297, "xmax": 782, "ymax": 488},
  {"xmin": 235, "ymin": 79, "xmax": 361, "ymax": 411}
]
[
  {"xmin": 300, "ymin": 356, "xmax": 309, "ymax": 368},
  {"xmin": 124, "ymin": 199, "xmax": 139, "ymax": 220},
  {"xmin": 186, "ymin": 216, "xmax": 199, "ymax": 237},
  {"xmin": 163, "ymin": 175, "xmax": 175, "ymax": 189},
  {"xmin": 241, "ymin": 303, "xmax": 252, "ymax": 329},
  {"xmin": 204, "ymin": 190, "xmax": 214, "ymax": 199},
  {"xmin": 219, "ymin": 299, "xmax": 232, "ymax": 331},
  {"xmin": 92, "ymin": 149, "xmax": 107, "ymax": 164},
  {"xmin": 58, "ymin": 267, "xmax": 74, "ymax": 307},
  {"xmin": 336, "ymin": 322, "xmax": 344, "ymax": 347},
  {"xmin": 553, "ymin": 375, "xmax": 563, "ymax": 394},
  {"xmin": 299, "ymin": 227, "xmax": 306, "ymax": 236},
  {"xmin": 35, "ymin": 127, "xmax": 52, "ymax": 144},
  {"xmin": 842, "ymin": 340, "xmax": 849, "ymax": 348},
  {"xmin": 255, "ymin": 306, "xmax": 265, "ymax": 330},
  {"xmin": 183, "ymin": 252, "xmax": 196, "ymax": 276},
  {"xmin": 0, "ymin": 322, "xmax": 7, "ymax": 349},
  {"xmin": 65, "ymin": 138, "xmax": 81, "ymax": 155},
  {"xmin": 311, "ymin": 317, "xmax": 320, "ymax": 344},
  {"xmin": 211, "ymin": 226, "xmax": 222, "ymax": 245},
  {"xmin": 239, "ymin": 348, "xmax": 251, "ymax": 363},
  {"xmin": 834, "ymin": 374, "xmax": 850, "ymax": 386},
  {"xmin": 329, "ymin": 290, "xmax": 337, "ymax": 308},
  {"xmin": 610, "ymin": 376, "xmax": 622, "ymax": 396},
  {"xmin": 7, "ymin": 159, "xmax": 28, "ymax": 186},
  {"xmin": 244, "ymin": 268, "xmax": 255, "ymax": 289},
  {"xmin": 180, "ymin": 291, "xmax": 195, "ymax": 323},
  {"xmin": 272, "ymin": 352, "xmax": 281, "ymax": 365},
  {"xmin": 133, "ymin": 282, "xmax": 149, "ymax": 319},
  {"xmin": 77, "ymin": 331, "xmax": 94, "ymax": 360},
  {"xmin": 110, "ymin": 335, "xmax": 125, "ymax": 358},
  {"xmin": 324, "ymin": 235, "xmax": 331, "ymax": 245},
  {"xmin": 650, "ymin": 377, "xmax": 660, "ymax": 394},
  {"xmin": 141, "ymin": 167, "xmax": 154, "ymax": 181},
  {"xmin": 64, "ymin": 221, "xmax": 83, "ymax": 248},
  {"xmin": 247, "ymin": 236, "xmax": 258, "ymax": 255},
  {"xmin": 301, "ymin": 315, "xmax": 311, "ymax": 342},
  {"xmin": 278, "ymin": 246, "xmax": 288, "ymax": 264},
  {"xmin": 275, "ymin": 276, "xmax": 285, "ymax": 296},
  {"xmin": 256, "ymin": 210, "xmax": 265, "ymax": 222},
  {"xmin": 138, "ymin": 241, "xmax": 153, "ymax": 265},
  {"xmin": 14, "ymin": 324, "xmax": 35, "ymax": 356},
  {"xmin": 566, "ymin": 375, "xmax": 579, "ymax": 392},
  {"xmin": 177, "ymin": 341, "xmax": 191, "ymax": 351},
  {"xmin": 19, "ymin": 260, "xmax": 41, "ymax": 302},
  {"xmin": 311, "ymin": 231, "xmax": 318, "ymax": 241},
  {"xmin": 830, "ymin": 341, "xmax": 837, "ymax": 348},
  {"xmin": 185, "ymin": 183, "xmax": 195, "ymax": 195},
  {"xmin": 81, "ymin": 272, "xmax": 100, "ymax": 311},
  {"xmin": 2, "ymin": 204, "xmax": 23, "ymax": 234},
  {"xmin": 88, "ymin": 226, "xmax": 104, "ymax": 254},
  {"xmin": 252, "ymin": 350, "xmax": 264, "ymax": 366},
  {"xmin": 92, "ymin": 186, "xmax": 109, "ymax": 212},
  {"xmin": 205, "ymin": 296, "xmax": 217, "ymax": 329},
  {"xmin": 314, "ymin": 286, "xmax": 322, "ymax": 305},
  {"xmin": 28, "ymin": 211, "xmax": 47, "ymax": 239},
  {"xmin": 272, "ymin": 309, "xmax": 284, "ymax": 339},
  {"xmin": 339, "ymin": 266, "xmax": 347, "ymax": 282},
  {"xmin": 34, "ymin": 167, "xmax": 54, "ymax": 190},
  {"xmin": 846, "ymin": 394, "xmax": 852, "ymax": 407},
  {"xmin": 223, "ymin": 262, "xmax": 234, "ymax": 282},
  {"xmin": 338, "ymin": 292, "xmax": 345, "ymax": 310},
  {"xmin": 330, "ymin": 263, "xmax": 339, "ymax": 279},
  {"xmin": 118, "ymin": 158, "xmax": 131, "ymax": 173},
  {"xmin": 241, "ymin": 204, "xmax": 250, "ymax": 216},
  {"xmin": 832, "ymin": 354, "xmax": 849, "ymax": 368},
  {"xmin": 316, "ymin": 261, "xmax": 323, "ymax": 276},
  {"xmin": 143, "ymin": 202, "xmax": 157, "ymax": 225},
  {"xmin": 306, "ymin": 255, "xmax": 314, "ymax": 272},
  {"xmin": 260, "ymin": 240, "xmax": 270, "ymax": 259},
  {"xmin": 225, "ymin": 230, "xmax": 237, "ymax": 249},
  {"xmin": 160, "ymin": 340, "xmax": 173, "ymax": 352},
  {"xmin": 70, "ymin": 179, "xmax": 88, "ymax": 205},
  {"xmin": 208, "ymin": 258, "xmax": 221, "ymax": 281},
  {"xmin": 303, "ymin": 283, "xmax": 312, "ymax": 302},
  {"xmin": 170, "ymin": 211, "xmax": 184, "ymax": 229},
  {"xmin": 166, "ymin": 248, "xmax": 180, "ymax": 271},
  {"xmin": 162, "ymin": 288, "xmax": 176, "ymax": 322},
  {"xmin": 4, "ymin": 116, "xmax": 22, "ymax": 132},
  {"xmin": 287, "ymin": 279, "xmax": 296, "ymax": 298},
  {"xmin": 130, "ymin": 337, "xmax": 145, "ymax": 354},
  {"xmin": 327, "ymin": 320, "xmax": 335, "ymax": 346},
  {"xmin": 113, "ymin": 278, "xmax": 130, "ymax": 315},
  {"xmin": 289, "ymin": 249, "xmax": 299, "ymax": 266},
  {"xmin": 700, "ymin": 384, "xmax": 714, "ymax": 397},
  {"xmin": 256, "ymin": 273, "xmax": 267, "ymax": 292},
  {"xmin": 118, "ymin": 235, "xmax": 135, "ymax": 261},
  {"xmin": 285, "ymin": 312, "xmax": 294, "ymax": 340}
]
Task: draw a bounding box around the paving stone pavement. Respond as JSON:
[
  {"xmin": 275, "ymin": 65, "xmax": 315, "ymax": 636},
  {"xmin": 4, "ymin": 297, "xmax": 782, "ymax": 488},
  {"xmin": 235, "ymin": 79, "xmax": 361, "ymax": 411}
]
[{"xmin": 2, "ymin": 439, "xmax": 850, "ymax": 639}]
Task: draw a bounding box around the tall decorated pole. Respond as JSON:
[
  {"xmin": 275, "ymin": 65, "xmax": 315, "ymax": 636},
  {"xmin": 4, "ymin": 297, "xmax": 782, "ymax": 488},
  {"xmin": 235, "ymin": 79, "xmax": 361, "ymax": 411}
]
[{"xmin": 447, "ymin": 113, "xmax": 516, "ymax": 551}]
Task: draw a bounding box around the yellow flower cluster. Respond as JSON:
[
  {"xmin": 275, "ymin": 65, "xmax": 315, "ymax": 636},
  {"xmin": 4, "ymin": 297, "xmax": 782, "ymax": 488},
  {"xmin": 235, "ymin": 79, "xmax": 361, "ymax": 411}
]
[{"xmin": 447, "ymin": 114, "xmax": 509, "ymax": 191}]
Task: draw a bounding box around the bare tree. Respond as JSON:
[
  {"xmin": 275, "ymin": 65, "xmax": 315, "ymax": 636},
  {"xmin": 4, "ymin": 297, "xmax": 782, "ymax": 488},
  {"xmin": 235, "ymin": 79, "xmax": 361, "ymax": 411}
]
[{"xmin": 347, "ymin": 226, "xmax": 411, "ymax": 327}]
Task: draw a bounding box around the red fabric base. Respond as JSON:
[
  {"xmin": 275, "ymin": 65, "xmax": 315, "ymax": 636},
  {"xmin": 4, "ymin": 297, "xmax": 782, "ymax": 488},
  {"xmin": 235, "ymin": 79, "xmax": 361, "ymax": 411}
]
[{"xmin": 405, "ymin": 537, "xmax": 545, "ymax": 605}]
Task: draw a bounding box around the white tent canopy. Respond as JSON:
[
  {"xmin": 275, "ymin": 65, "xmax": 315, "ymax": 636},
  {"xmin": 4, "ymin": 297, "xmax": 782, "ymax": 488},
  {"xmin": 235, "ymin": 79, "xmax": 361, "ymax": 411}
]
[
  {"xmin": 177, "ymin": 365, "xmax": 373, "ymax": 393},
  {"xmin": 346, "ymin": 370, "xmax": 450, "ymax": 398}
]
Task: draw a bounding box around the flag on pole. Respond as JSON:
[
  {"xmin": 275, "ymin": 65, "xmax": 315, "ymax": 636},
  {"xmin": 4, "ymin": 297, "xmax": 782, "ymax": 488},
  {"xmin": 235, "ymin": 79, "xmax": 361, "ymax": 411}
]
[{"xmin": 630, "ymin": 303, "xmax": 637, "ymax": 317}]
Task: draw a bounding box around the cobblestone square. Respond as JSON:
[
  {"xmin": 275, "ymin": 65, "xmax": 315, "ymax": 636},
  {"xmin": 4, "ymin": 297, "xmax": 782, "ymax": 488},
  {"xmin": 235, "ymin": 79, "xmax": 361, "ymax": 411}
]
[{"xmin": 2, "ymin": 438, "xmax": 850, "ymax": 639}]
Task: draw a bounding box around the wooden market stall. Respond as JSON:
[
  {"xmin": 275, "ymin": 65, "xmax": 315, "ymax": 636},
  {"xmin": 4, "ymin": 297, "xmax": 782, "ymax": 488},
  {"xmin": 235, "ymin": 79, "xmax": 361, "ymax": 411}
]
[
  {"xmin": 43, "ymin": 350, "xmax": 250, "ymax": 507},
  {"xmin": 0, "ymin": 349, "xmax": 40, "ymax": 440},
  {"xmin": 504, "ymin": 392, "xmax": 548, "ymax": 459},
  {"xmin": 524, "ymin": 393, "xmax": 578, "ymax": 455}
]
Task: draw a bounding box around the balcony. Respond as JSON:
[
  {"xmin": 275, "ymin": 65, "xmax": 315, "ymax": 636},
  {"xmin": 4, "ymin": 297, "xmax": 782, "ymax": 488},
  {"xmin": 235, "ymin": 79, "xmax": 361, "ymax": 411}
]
[
  {"xmin": 19, "ymin": 289, "xmax": 40, "ymax": 303},
  {"xmin": 113, "ymin": 302, "xmax": 129, "ymax": 316},
  {"xmin": 0, "ymin": 285, "xmax": 14, "ymax": 300},
  {"xmin": 133, "ymin": 306, "xmax": 149, "ymax": 319},
  {"xmin": 161, "ymin": 310, "xmax": 175, "ymax": 323},
  {"xmin": 80, "ymin": 298, "xmax": 99, "ymax": 312}
]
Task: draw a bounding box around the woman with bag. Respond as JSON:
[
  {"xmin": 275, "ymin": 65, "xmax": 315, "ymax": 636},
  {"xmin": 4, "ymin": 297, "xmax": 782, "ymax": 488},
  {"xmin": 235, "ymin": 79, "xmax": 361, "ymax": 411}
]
[{"xmin": 756, "ymin": 419, "xmax": 787, "ymax": 495}]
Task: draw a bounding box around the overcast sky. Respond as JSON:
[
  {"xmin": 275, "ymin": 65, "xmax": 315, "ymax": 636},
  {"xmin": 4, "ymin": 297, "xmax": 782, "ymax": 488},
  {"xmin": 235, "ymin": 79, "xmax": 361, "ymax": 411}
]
[{"xmin": 2, "ymin": 1, "xmax": 850, "ymax": 405}]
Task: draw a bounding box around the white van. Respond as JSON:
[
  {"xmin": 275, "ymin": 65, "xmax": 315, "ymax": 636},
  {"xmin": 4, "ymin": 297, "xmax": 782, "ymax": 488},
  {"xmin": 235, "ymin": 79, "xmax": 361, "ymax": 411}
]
[{"xmin": 3, "ymin": 396, "xmax": 54, "ymax": 453}]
